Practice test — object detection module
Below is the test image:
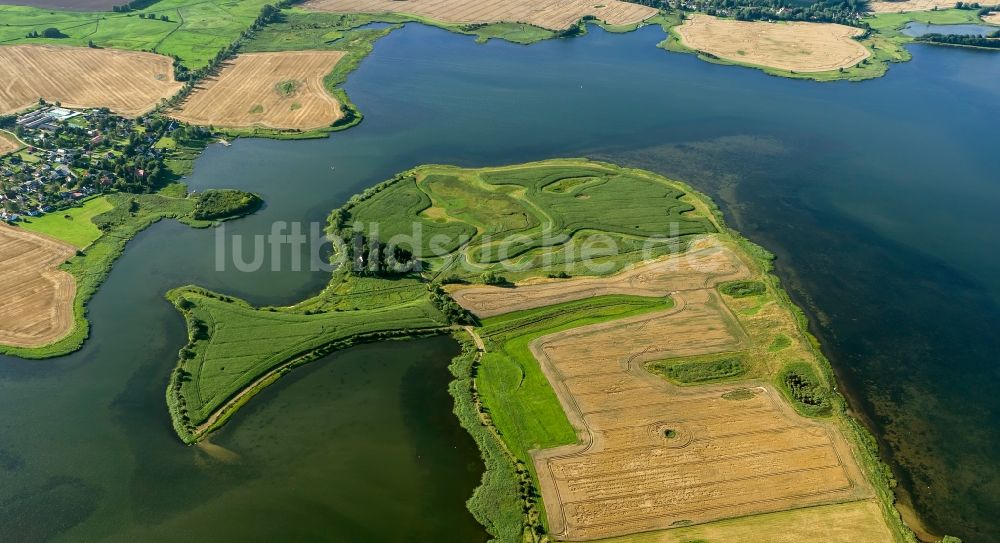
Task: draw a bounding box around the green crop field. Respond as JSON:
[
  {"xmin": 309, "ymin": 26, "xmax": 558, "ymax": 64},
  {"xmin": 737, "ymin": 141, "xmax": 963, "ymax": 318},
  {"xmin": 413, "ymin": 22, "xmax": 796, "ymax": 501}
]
[
  {"xmin": 19, "ymin": 195, "xmax": 112, "ymax": 248},
  {"xmin": 0, "ymin": 0, "xmax": 274, "ymax": 69}
]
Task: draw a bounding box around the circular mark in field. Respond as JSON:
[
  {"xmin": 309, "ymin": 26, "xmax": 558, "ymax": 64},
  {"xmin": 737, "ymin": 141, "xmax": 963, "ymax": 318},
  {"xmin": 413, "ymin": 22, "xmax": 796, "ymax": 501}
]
[{"xmin": 649, "ymin": 422, "xmax": 693, "ymax": 448}]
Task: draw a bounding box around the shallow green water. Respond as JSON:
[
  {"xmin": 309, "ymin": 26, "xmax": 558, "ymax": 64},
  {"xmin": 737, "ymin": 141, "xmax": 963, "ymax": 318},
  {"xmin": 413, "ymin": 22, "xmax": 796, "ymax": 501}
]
[{"xmin": 1, "ymin": 23, "xmax": 998, "ymax": 542}]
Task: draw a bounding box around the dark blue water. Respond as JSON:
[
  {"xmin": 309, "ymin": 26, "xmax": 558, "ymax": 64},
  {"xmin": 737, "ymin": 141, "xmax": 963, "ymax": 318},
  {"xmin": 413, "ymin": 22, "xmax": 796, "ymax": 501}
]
[{"xmin": 1, "ymin": 23, "xmax": 998, "ymax": 542}]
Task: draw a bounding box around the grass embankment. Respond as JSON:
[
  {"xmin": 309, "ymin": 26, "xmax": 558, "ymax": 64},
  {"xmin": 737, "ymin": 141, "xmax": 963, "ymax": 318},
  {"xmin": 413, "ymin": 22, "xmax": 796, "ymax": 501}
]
[
  {"xmin": 0, "ymin": 188, "xmax": 261, "ymax": 359},
  {"xmin": 0, "ymin": 0, "xmax": 275, "ymax": 70}
]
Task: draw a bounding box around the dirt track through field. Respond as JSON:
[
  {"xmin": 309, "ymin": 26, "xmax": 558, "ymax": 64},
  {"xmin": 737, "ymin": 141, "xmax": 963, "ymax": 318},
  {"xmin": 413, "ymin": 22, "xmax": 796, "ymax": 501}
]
[
  {"xmin": 454, "ymin": 239, "xmax": 886, "ymax": 539},
  {"xmin": 675, "ymin": 14, "xmax": 870, "ymax": 73},
  {"xmin": 0, "ymin": 224, "xmax": 77, "ymax": 348},
  {"xmin": 303, "ymin": 0, "xmax": 657, "ymax": 31},
  {"xmin": 171, "ymin": 51, "xmax": 346, "ymax": 130},
  {"xmin": 0, "ymin": 45, "xmax": 182, "ymax": 117}
]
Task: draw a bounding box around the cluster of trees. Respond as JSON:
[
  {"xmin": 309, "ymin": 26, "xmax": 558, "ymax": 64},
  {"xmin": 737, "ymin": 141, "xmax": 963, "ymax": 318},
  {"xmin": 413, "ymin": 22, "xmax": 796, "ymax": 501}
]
[
  {"xmin": 341, "ymin": 233, "xmax": 419, "ymax": 276},
  {"xmin": 784, "ymin": 370, "xmax": 831, "ymax": 411},
  {"xmin": 480, "ymin": 270, "xmax": 509, "ymax": 286},
  {"xmin": 138, "ymin": 12, "xmax": 170, "ymax": 21},
  {"xmin": 917, "ymin": 31, "xmax": 1000, "ymax": 48},
  {"xmin": 192, "ymin": 189, "xmax": 262, "ymax": 220},
  {"xmin": 428, "ymin": 285, "xmax": 476, "ymax": 325},
  {"xmin": 679, "ymin": 0, "xmax": 869, "ymax": 25},
  {"xmin": 25, "ymin": 28, "xmax": 65, "ymax": 39}
]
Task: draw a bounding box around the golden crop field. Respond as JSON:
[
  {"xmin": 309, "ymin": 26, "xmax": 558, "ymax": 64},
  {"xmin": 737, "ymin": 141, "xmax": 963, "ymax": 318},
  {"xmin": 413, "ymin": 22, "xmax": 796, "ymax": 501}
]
[
  {"xmin": 0, "ymin": 45, "xmax": 182, "ymax": 116},
  {"xmin": 171, "ymin": 51, "xmax": 346, "ymax": 130},
  {"xmin": 675, "ymin": 15, "xmax": 871, "ymax": 73},
  {"xmin": 0, "ymin": 224, "xmax": 76, "ymax": 348},
  {"xmin": 303, "ymin": 0, "xmax": 658, "ymax": 31}
]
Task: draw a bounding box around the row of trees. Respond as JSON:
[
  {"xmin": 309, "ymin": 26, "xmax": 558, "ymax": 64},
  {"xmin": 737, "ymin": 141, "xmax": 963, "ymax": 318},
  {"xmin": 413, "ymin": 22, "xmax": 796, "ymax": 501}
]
[
  {"xmin": 917, "ymin": 31, "xmax": 1000, "ymax": 48},
  {"xmin": 678, "ymin": 0, "xmax": 870, "ymax": 25},
  {"xmin": 111, "ymin": 0, "xmax": 160, "ymax": 13}
]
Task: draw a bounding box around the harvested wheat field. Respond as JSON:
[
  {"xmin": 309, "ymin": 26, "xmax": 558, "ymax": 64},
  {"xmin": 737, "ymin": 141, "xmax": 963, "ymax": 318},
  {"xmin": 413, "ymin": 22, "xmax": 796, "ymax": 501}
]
[
  {"xmin": 529, "ymin": 291, "xmax": 878, "ymax": 540},
  {"xmin": 0, "ymin": 225, "xmax": 77, "ymax": 348},
  {"xmin": 595, "ymin": 500, "xmax": 894, "ymax": 543},
  {"xmin": 675, "ymin": 14, "xmax": 870, "ymax": 73},
  {"xmin": 303, "ymin": 0, "xmax": 657, "ymax": 31},
  {"xmin": 456, "ymin": 241, "xmax": 890, "ymax": 540},
  {"xmin": 870, "ymin": 0, "xmax": 962, "ymax": 12},
  {"xmin": 982, "ymin": 12, "xmax": 1000, "ymax": 24},
  {"xmin": 450, "ymin": 239, "xmax": 748, "ymax": 318},
  {"xmin": 0, "ymin": 45, "xmax": 182, "ymax": 117},
  {"xmin": 171, "ymin": 51, "xmax": 346, "ymax": 130},
  {"xmin": 0, "ymin": 131, "xmax": 21, "ymax": 156}
]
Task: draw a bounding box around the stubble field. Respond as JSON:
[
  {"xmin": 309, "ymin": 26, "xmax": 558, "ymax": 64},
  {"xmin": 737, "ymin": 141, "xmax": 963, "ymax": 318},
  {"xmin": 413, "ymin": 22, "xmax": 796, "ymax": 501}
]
[
  {"xmin": 302, "ymin": 0, "xmax": 658, "ymax": 31},
  {"xmin": 0, "ymin": 225, "xmax": 76, "ymax": 348},
  {"xmin": 0, "ymin": 45, "xmax": 181, "ymax": 116},
  {"xmin": 870, "ymin": 0, "xmax": 964, "ymax": 13},
  {"xmin": 449, "ymin": 239, "xmax": 744, "ymax": 317},
  {"xmin": 675, "ymin": 14, "xmax": 870, "ymax": 73},
  {"xmin": 171, "ymin": 51, "xmax": 346, "ymax": 130},
  {"xmin": 455, "ymin": 240, "xmax": 891, "ymax": 540}
]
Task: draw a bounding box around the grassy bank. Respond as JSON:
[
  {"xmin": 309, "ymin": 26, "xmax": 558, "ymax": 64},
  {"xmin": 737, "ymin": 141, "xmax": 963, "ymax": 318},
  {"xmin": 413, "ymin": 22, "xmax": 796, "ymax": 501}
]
[{"xmin": 0, "ymin": 187, "xmax": 261, "ymax": 359}]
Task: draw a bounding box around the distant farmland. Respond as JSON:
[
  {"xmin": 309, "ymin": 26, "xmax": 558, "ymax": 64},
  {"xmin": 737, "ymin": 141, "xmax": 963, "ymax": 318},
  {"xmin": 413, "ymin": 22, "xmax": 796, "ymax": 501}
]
[
  {"xmin": 0, "ymin": 45, "xmax": 182, "ymax": 116},
  {"xmin": 303, "ymin": 0, "xmax": 658, "ymax": 31},
  {"xmin": 0, "ymin": 0, "xmax": 120, "ymax": 10}
]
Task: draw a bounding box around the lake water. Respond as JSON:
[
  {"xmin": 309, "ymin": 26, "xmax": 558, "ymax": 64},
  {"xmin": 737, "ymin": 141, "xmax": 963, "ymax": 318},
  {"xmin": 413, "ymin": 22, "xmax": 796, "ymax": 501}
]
[
  {"xmin": 902, "ymin": 22, "xmax": 998, "ymax": 37},
  {"xmin": 1, "ymin": 23, "xmax": 998, "ymax": 542}
]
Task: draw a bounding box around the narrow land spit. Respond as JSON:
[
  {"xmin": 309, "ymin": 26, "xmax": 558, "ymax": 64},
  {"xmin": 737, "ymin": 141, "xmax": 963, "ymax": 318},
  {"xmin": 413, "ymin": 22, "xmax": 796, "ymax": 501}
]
[
  {"xmin": 675, "ymin": 14, "xmax": 871, "ymax": 73},
  {"xmin": 0, "ymin": 225, "xmax": 76, "ymax": 348},
  {"xmin": 0, "ymin": 45, "xmax": 182, "ymax": 116},
  {"xmin": 302, "ymin": 0, "xmax": 658, "ymax": 31},
  {"xmin": 171, "ymin": 51, "xmax": 346, "ymax": 130}
]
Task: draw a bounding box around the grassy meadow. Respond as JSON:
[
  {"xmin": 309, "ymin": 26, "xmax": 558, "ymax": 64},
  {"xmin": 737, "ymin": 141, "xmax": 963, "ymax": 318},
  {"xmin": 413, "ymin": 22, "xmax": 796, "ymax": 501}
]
[
  {"xmin": 19, "ymin": 194, "xmax": 112, "ymax": 248},
  {"xmin": 337, "ymin": 159, "xmax": 715, "ymax": 281},
  {"xmin": 0, "ymin": 0, "xmax": 274, "ymax": 69}
]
